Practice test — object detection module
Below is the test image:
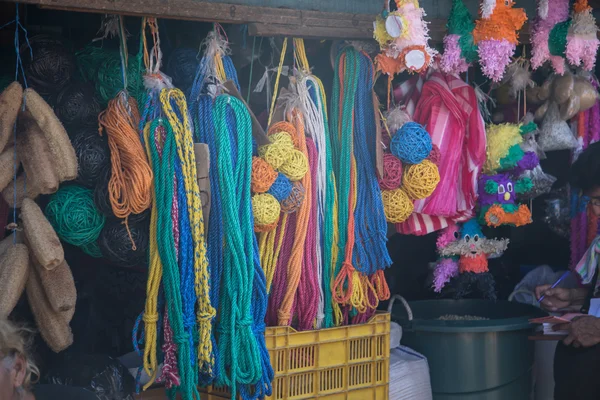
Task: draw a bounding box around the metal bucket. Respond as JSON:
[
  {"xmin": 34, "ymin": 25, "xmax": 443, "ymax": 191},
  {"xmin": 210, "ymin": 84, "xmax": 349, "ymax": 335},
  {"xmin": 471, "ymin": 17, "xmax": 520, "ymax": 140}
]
[{"xmin": 391, "ymin": 297, "xmax": 546, "ymax": 400}]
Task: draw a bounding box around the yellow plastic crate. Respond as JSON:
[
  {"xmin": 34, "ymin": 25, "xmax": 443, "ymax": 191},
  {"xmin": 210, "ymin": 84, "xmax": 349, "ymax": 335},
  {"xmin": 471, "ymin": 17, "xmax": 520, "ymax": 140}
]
[{"xmin": 200, "ymin": 312, "xmax": 390, "ymax": 400}]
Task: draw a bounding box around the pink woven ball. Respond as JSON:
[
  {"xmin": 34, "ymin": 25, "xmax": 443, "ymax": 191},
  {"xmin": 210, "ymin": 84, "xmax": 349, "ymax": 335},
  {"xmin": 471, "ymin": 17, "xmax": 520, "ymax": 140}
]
[
  {"xmin": 427, "ymin": 144, "xmax": 441, "ymax": 166},
  {"xmin": 379, "ymin": 153, "xmax": 404, "ymax": 190}
]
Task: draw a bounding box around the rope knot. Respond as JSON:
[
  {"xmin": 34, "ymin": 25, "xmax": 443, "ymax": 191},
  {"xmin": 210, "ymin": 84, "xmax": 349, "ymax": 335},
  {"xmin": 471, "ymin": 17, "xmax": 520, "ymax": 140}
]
[
  {"xmin": 143, "ymin": 312, "xmax": 159, "ymax": 324},
  {"xmin": 277, "ymin": 310, "xmax": 292, "ymax": 326}
]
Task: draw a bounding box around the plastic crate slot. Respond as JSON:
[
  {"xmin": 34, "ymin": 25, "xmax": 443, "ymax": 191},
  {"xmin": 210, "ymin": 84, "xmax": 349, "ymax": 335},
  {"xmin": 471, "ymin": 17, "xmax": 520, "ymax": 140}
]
[
  {"xmin": 349, "ymin": 337, "xmax": 372, "ymax": 361},
  {"xmin": 276, "ymin": 350, "xmax": 286, "ymax": 374},
  {"xmin": 319, "ymin": 367, "xmax": 344, "ymax": 392},
  {"xmin": 376, "ymin": 335, "xmax": 385, "ymax": 357},
  {"xmin": 348, "ymin": 363, "xmax": 372, "ymax": 388},
  {"xmin": 288, "ymin": 345, "xmax": 315, "ymax": 371},
  {"xmin": 376, "ymin": 360, "xmax": 384, "ymax": 382},
  {"xmin": 273, "ymin": 377, "xmax": 285, "ymax": 400},
  {"xmin": 288, "ymin": 371, "xmax": 314, "ymax": 397}
]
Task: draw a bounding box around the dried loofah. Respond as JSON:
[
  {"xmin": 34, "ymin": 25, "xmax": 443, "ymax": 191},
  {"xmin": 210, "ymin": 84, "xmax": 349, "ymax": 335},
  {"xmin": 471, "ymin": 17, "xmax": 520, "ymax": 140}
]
[
  {"xmin": 17, "ymin": 111, "xmax": 60, "ymax": 194},
  {"xmin": 23, "ymin": 88, "xmax": 78, "ymax": 182},
  {"xmin": 21, "ymin": 198, "xmax": 64, "ymax": 271},
  {"xmin": 382, "ymin": 188, "xmax": 414, "ymax": 223},
  {"xmin": 0, "ymin": 231, "xmax": 24, "ymax": 256},
  {"xmin": 31, "ymin": 257, "xmax": 76, "ymax": 314},
  {"xmin": 26, "ymin": 266, "xmax": 73, "ymax": 353},
  {"xmin": 0, "ymin": 244, "xmax": 29, "ymax": 318},
  {"xmin": 0, "ymin": 146, "xmax": 18, "ymax": 194},
  {"xmin": 402, "ymin": 160, "xmax": 440, "ymax": 200},
  {"xmin": 538, "ymin": 102, "xmax": 578, "ymax": 151},
  {"xmin": 2, "ymin": 176, "xmax": 41, "ymax": 208},
  {"xmin": 0, "ymin": 82, "xmax": 23, "ymax": 154}
]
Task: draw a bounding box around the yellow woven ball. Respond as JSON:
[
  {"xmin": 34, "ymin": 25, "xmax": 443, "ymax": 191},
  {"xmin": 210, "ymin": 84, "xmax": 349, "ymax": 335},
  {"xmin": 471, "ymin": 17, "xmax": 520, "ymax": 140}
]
[
  {"xmin": 269, "ymin": 131, "xmax": 298, "ymax": 148},
  {"xmin": 401, "ymin": 159, "xmax": 440, "ymax": 200},
  {"xmin": 381, "ymin": 189, "xmax": 414, "ymax": 223},
  {"xmin": 258, "ymin": 140, "xmax": 295, "ymax": 170},
  {"xmin": 252, "ymin": 193, "xmax": 281, "ymax": 228},
  {"xmin": 279, "ymin": 149, "xmax": 309, "ymax": 181}
]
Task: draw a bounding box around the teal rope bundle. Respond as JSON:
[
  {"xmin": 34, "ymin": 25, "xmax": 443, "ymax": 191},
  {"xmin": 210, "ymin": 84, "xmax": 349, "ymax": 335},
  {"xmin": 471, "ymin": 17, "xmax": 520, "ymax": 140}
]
[
  {"xmin": 213, "ymin": 94, "xmax": 262, "ymax": 399},
  {"xmin": 148, "ymin": 119, "xmax": 199, "ymax": 400}
]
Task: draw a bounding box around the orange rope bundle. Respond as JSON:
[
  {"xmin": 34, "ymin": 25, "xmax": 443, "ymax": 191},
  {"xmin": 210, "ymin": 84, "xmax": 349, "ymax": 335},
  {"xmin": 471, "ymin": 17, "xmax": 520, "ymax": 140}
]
[
  {"xmin": 277, "ymin": 110, "xmax": 312, "ymax": 326},
  {"xmin": 98, "ymin": 93, "xmax": 153, "ymax": 240}
]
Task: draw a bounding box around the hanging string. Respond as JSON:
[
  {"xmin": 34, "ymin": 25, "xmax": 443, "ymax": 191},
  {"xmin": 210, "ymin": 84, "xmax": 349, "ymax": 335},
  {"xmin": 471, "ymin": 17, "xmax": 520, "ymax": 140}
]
[
  {"xmin": 267, "ymin": 38, "xmax": 288, "ymax": 127},
  {"xmin": 213, "ymin": 94, "xmax": 262, "ymax": 397},
  {"xmin": 161, "ymin": 88, "xmax": 215, "ymax": 376}
]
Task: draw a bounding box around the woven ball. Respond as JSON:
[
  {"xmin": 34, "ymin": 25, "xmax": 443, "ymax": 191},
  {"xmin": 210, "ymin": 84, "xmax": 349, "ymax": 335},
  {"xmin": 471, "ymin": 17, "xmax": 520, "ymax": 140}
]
[
  {"xmin": 267, "ymin": 173, "xmax": 293, "ymax": 202},
  {"xmin": 268, "ymin": 121, "xmax": 297, "ymax": 143},
  {"xmin": 279, "ymin": 149, "xmax": 309, "ymax": 181},
  {"xmin": 251, "ymin": 157, "xmax": 278, "ymax": 193},
  {"xmin": 258, "ymin": 140, "xmax": 294, "ymax": 170},
  {"xmin": 254, "ymin": 220, "xmax": 279, "ymax": 233},
  {"xmin": 269, "ymin": 130, "xmax": 299, "ymax": 149},
  {"xmin": 22, "ymin": 35, "xmax": 75, "ymax": 96},
  {"xmin": 54, "ymin": 82, "xmax": 101, "ymax": 129},
  {"xmin": 427, "ymin": 144, "xmax": 441, "ymax": 166},
  {"xmin": 391, "ymin": 122, "xmax": 432, "ymax": 164},
  {"xmin": 98, "ymin": 218, "xmax": 149, "ymax": 268},
  {"xmin": 45, "ymin": 185, "xmax": 106, "ymax": 247},
  {"xmin": 402, "ymin": 160, "xmax": 440, "ymax": 200},
  {"xmin": 379, "ymin": 153, "xmax": 403, "ymax": 190},
  {"xmin": 71, "ymin": 129, "xmax": 111, "ymax": 187},
  {"xmin": 382, "ymin": 188, "xmax": 414, "ymax": 223},
  {"xmin": 252, "ymin": 193, "xmax": 281, "ymax": 228},
  {"xmin": 280, "ymin": 181, "xmax": 305, "ymax": 213},
  {"xmin": 166, "ymin": 48, "xmax": 198, "ymax": 93}
]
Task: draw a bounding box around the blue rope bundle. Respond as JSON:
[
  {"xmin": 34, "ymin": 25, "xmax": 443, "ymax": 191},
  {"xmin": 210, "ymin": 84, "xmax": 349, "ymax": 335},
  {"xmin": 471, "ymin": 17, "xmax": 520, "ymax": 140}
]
[{"xmin": 352, "ymin": 52, "xmax": 392, "ymax": 276}]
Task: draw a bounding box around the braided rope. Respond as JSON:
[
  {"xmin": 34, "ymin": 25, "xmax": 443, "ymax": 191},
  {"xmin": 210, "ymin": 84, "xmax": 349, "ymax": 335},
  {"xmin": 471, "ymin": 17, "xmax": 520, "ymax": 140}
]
[{"xmin": 160, "ymin": 88, "xmax": 215, "ymax": 375}]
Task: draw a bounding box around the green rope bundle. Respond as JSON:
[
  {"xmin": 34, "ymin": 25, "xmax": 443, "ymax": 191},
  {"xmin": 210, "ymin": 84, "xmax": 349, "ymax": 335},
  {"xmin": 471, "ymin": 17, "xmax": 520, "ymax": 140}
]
[
  {"xmin": 76, "ymin": 44, "xmax": 113, "ymax": 82},
  {"xmin": 45, "ymin": 185, "xmax": 106, "ymax": 251},
  {"xmin": 549, "ymin": 20, "xmax": 572, "ymax": 57}
]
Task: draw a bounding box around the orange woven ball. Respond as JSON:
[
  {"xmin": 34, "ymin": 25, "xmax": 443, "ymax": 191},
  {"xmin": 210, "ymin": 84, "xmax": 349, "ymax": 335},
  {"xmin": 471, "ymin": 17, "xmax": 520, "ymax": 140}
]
[{"xmin": 251, "ymin": 157, "xmax": 278, "ymax": 193}]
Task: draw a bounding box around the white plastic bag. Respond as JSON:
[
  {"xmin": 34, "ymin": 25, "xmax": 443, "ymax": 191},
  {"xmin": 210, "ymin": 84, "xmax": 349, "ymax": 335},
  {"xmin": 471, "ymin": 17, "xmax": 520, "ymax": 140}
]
[{"xmin": 389, "ymin": 346, "xmax": 433, "ymax": 400}]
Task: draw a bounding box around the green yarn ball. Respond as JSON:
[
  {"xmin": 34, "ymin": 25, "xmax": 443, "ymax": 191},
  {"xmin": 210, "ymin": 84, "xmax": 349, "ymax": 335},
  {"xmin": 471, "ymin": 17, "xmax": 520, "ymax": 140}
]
[
  {"xmin": 549, "ymin": 20, "xmax": 571, "ymax": 57},
  {"xmin": 45, "ymin": 185, "xmax": 106, "ymax": 248},
  {"xmin": 81, "ymin": 240, "xmax": 103, "ymax": 258},
  {"xmin": 95, "ymin": 54, "xmax": 145, "ymax": 107}
]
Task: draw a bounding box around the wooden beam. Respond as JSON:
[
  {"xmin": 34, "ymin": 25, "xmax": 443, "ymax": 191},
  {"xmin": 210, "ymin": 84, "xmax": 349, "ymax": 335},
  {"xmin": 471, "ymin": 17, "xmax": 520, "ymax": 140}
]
[{"xmin": 4, "ymin": 0, "xmax": 374, "ymax": 39}]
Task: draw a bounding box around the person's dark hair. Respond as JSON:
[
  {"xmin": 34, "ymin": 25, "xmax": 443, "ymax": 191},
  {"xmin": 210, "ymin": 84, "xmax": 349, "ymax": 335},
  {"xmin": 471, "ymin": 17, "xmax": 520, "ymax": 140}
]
[{"xmin": 570, "ymin": 141, "xmax": 600, "ymax": 192}]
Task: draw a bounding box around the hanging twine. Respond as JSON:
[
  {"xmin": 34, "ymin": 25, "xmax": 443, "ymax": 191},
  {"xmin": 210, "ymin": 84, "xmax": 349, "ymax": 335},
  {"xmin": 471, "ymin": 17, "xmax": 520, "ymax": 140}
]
[
  {"xmin": 379, "ymin": 153, "xmax": 404, "ymax": 190},
  {"xmin": 390, "ymin": 121, "xmax": 433, "ymax": 164},
  {"xmin": 98, "ymin": 92, "xmax": 153, "ymax": 247},
  {"xmin": 160, "ymin": 88, "xmax": 214, "ymax": 375},
  {"xmin": 45, "ymin": 185, "xmax": 106, "ymax": 248},
  {"xmin": 212, "ymin": 94, "xmax": 262, "ymax": 396},
  {"xmin": 251, "ymin": 157, "xmax": 278, "ymax": 193},
  {"xmin": 252, "ymin": 193, "xmax": 281, "ymax": 229},
  {"xmin": 267, "ymin": 173, "xmax": 292, "ymax": 202},
  {"xmin": 402, "ymin": 159, "xmax": 441, "ymax": 200},
  {"xmin": 382, "ymin": 188, "xmax": 414, "ymax": 223}
]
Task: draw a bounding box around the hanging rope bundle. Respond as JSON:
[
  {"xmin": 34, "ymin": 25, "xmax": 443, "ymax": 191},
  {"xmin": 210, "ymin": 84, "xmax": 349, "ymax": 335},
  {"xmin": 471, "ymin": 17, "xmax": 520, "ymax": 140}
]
[
  {"xmin": 160, "ymin": 88, "xmax": 214, "ymax": 375},
  {"xmin": 54, "ymin": 82, "xmax": 101, "ymax": 129},
  {"xmin": 145, "ymin": 117, "xmax": 199, "ymax": 400},
  {"xmin": 22, "ymin": 35, "xmax": 75, "ymax": 96},
  {"xmin": 330, "ymin": 47, "xmax": 362, "ymax": 311},
  {"xmin": 71, "ymin": 128, "xmax": 111, "ymax": 187},
  {"xmin": 98, "ymin": 92, "xmax": 153, "ymax": 235},
  {"xmin": 352, "ymin": 52, "xmax": 392, "ymax": 280},
  {"xmin": 213, "ymin": 94, "xmax": 262, "ymax": 396}
]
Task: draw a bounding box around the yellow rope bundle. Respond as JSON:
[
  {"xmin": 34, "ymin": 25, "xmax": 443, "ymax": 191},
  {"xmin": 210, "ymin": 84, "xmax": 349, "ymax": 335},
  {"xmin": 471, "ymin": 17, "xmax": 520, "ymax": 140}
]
[{"xmin": 160, "ymin": 88, "xmax": 215, "ymax": 374}]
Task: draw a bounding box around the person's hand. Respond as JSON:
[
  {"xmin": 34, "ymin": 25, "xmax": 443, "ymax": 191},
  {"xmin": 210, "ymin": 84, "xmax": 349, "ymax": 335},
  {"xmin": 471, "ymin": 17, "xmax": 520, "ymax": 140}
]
[
  {"xmin": 555, "ymin": 316, "xmax": 600, "ymax": 348},
  {"xmin": 535, "ymin": 285, "xmax": 573, "ymax": 311}
]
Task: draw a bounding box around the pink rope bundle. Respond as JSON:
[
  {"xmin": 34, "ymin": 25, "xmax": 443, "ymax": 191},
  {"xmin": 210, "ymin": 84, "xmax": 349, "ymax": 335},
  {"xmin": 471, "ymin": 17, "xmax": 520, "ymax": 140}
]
[
  {"xmin": 266, "ymin": 214, "xmax": 295, "ymax": 326},
  {"xmin": 295, "ymin": 139, "xmax": 320, "ymax": 331}
]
